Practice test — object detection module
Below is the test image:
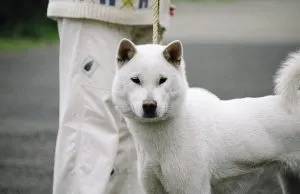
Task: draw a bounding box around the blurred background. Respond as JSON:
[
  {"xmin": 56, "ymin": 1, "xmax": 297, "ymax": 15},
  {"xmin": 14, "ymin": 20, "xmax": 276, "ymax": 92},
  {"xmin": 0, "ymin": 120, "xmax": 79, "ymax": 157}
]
[{"xmin": 0, "ymin": 0, "xmax": 300, "ymax": 193}]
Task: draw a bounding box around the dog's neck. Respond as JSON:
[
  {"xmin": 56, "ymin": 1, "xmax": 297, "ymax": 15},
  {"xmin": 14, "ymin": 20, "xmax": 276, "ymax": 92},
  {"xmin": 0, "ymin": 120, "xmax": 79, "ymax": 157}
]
[{"xmin": 126, "ymin": 118, "xmax": 181, "ymax": 162}]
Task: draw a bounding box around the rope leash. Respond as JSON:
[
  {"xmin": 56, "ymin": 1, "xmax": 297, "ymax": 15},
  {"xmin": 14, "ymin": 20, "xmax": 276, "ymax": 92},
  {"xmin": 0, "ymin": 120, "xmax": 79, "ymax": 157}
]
[{"xmin": 152, "ymin": 0, "xmax": 160, "ymax": 44}]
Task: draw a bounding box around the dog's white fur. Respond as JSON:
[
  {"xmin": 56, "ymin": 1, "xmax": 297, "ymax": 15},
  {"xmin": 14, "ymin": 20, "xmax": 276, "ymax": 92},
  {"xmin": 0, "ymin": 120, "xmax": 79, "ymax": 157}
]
[{"xmin": 112, "ymin": 39, "xmax": 300, "ymax": 194}]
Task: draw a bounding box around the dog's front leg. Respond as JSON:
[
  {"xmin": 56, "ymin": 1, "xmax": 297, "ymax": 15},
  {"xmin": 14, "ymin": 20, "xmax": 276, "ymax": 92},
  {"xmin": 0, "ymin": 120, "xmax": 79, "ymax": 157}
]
[
  {"xmin": 135, "ymin": 141, "xmax": 166, "ymax": 194},
  {"xmin": 140, "ymin": 162, "xmax": 166, "ymax": 194},
  {"xmin": 177, "ymin": 169, "xmax": 212, "ymax": 194},
  {"xmin": 191, "ymin": 174, "xmax": 212, "ymax": 194}
]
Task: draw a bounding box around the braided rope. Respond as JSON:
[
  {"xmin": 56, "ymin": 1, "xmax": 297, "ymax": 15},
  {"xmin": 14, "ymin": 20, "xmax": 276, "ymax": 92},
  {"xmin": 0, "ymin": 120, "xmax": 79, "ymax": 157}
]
[{"xmin": 152, "ymin": 0, "xmax": 160, "ymax": 44}]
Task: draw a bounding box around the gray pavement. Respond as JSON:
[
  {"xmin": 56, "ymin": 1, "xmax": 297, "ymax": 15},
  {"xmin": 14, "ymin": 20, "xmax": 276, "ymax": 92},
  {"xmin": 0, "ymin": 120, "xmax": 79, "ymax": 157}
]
[
  {"xmin": 165, "ymin": 0, "xmax": 300, "ymax": 43},
  {"xmin": 0, "ymin": 46, "xmax": 58, "ymax": 194},
  {"xmin": 1, "ymin": 0, "xmax": 300, "ymax": 194}
]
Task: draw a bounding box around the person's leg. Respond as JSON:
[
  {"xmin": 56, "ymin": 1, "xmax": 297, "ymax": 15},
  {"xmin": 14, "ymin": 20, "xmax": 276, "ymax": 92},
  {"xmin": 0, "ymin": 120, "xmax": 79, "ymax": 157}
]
[{"xmin": 53, "ymin": 18, "xmax": 135, "ymax": 194}]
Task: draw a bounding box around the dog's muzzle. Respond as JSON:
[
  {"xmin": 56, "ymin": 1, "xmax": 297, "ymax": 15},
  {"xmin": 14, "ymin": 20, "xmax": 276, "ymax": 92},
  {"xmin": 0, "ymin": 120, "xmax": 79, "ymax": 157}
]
[{"xmin": 142, "ymin": 99, "xmax": 157, "ymax": 118}]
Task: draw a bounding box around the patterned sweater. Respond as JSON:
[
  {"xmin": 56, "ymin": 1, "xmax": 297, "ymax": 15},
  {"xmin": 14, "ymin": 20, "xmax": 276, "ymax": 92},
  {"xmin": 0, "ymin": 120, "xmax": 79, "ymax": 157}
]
[{"xmin": 47, "ymin": 0, "xmax": 171, "ymax": 28}]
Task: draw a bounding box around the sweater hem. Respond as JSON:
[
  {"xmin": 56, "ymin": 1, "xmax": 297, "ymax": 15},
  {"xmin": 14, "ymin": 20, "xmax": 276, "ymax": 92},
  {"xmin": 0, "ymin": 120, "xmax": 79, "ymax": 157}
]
[{"xmin": 47, "ymin": 2, "xmax": 169, "ymax": 28}]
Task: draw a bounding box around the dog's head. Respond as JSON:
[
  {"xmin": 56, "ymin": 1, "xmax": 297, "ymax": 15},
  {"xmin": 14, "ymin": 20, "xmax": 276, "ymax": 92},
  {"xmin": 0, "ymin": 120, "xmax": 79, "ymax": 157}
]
[{"xmin": 112, "ymin": 39, "xmax": 188, "ymax": 122}]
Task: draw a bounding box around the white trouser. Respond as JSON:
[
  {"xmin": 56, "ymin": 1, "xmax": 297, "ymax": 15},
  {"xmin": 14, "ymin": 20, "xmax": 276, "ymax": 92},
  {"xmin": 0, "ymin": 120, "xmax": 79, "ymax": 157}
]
[{"xmin": 53, "ymin": 18, "xmax": 164, "ymax": 194}]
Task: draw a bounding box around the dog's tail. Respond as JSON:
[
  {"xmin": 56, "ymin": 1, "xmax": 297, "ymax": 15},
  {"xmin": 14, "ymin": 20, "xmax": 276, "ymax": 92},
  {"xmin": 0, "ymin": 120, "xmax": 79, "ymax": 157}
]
[{"xmin": 274, "ymin": 49, "xmax": 300, "ymax": 111}]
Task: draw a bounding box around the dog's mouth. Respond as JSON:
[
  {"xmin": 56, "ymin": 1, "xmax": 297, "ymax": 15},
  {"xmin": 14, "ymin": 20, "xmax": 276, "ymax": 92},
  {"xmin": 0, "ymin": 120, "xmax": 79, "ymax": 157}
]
[
  {"xmin": 140, "ymin": 110, "xmax": 159, "ymax": 121},
  {"xmin": 136, "ymin": 116, "xmax": 166, "ymax": 123},
  {"xmin": 136, "ymin": 110, "xmax": 169, "ymax": 123},
  {"xmin": 130, "ymin": 109, "xmax": 164, "ymax": 122},
  {"xmin": 143, "ymin": 112, "xmax": 157, "ymax": 118},
  {"xmin": 129, "ymin": 103, "xmax": 168, "ymax": 122}
]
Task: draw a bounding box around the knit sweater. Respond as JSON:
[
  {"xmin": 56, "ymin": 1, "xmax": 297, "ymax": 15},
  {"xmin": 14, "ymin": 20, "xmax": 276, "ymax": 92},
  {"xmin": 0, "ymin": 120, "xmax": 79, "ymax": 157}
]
[{"xmin": 47, "ymin": 0, "xmax": 170, "ymax": 28}]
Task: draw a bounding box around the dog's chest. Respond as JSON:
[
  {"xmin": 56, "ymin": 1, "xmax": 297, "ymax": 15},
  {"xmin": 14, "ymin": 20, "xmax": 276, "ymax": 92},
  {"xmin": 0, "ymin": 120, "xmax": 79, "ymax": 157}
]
[
  {"xmin": 131, "ymin": 121, "xmax": 205, "ymax": 192},
  {"xmin": 158, "ymin": 159, "xmax": 192, "ymax": 193},
  {"xmin": 144, "ymin": 144, "xmax": 196, "ymax": 193}
]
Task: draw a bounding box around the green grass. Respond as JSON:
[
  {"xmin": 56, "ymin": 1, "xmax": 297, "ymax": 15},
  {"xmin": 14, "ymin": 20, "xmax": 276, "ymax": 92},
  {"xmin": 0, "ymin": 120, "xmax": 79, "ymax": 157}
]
[
  {"xmin": 0, "ymin": 20, "xmax": 59, "ymax": 51},
  {"xmin": 0, "ymin": 37, "xmax": 58, "ymax": 51}
]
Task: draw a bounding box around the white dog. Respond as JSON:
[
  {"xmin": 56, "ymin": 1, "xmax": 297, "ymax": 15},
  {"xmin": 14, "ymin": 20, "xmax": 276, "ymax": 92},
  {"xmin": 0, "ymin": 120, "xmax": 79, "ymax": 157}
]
[{"xmin": 111, "ymin": 39, "xmax": 300, "ymax": 194}]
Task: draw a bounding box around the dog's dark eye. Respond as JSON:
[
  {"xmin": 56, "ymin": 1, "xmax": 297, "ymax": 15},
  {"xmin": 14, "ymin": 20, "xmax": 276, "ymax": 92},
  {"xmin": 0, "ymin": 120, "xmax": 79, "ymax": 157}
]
[
  {"xmin": 131, "ymin": 77, "xmax": 141, "ymax": 85},
  {"xmin": 159, "ymin": 77, "xmax": 167, "ymax": 85}
]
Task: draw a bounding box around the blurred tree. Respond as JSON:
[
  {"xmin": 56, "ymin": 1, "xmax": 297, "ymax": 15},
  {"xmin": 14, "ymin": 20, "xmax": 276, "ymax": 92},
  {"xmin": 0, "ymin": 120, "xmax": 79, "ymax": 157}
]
[{"xmin": 0, "ymin": 0, "xmax": 57, "ymax": 38}]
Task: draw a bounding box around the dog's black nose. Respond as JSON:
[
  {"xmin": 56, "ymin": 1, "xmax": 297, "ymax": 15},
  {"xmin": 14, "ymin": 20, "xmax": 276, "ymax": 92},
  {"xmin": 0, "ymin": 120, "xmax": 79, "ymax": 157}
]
[{"xmin": 142, "ymin": 99, "xmax": 157, "ymax": 118}]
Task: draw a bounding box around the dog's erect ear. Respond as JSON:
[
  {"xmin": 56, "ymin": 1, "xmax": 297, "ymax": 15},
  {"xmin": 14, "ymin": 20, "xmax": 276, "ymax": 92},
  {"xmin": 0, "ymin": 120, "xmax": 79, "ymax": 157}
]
[
  {"xmin": 117, "ymin": 38, "xmax": 136, "ymax": 67},
  {"xmin": 163, "ymin": 40, "xmax": 183, "ymax": 67}
]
